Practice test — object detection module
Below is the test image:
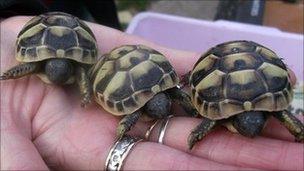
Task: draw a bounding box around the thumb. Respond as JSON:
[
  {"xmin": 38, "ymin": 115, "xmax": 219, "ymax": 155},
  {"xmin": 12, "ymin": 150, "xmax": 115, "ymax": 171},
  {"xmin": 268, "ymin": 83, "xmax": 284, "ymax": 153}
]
[{"xmin": 1, "ymin": 118, "xmax": 48, "ymax": 170}]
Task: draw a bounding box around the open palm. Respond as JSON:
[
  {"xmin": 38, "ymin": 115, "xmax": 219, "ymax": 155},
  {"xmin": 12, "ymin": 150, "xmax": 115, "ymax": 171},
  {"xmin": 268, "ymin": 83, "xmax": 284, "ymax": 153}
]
[{"xmin": 1, "ymin": 16, "xmax": 303, "ymax": 170}]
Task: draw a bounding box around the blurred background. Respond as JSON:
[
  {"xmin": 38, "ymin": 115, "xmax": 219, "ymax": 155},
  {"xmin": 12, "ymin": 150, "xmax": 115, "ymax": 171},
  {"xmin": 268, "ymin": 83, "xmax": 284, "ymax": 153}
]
[
  {"xmin": 117, "ymin": 0, "xmax": 303, "ymax": 34},
  {"xmin": 0, "ymin": 0, "xmax": 303, "ymax": 33}
]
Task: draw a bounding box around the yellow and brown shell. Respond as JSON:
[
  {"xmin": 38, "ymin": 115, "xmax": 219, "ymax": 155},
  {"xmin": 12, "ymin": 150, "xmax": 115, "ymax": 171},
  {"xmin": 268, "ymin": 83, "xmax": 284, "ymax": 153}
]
[
  {"xmin": 16, "ymin": 12, "xmax": 97, "ymax": 64},
  {"xmin": 190, "ymin": 40, "xmax": 293, "ymax": 120},
  {"xmin": 89, "ymin": 45, "xmax": 179, "ymax": 116}
]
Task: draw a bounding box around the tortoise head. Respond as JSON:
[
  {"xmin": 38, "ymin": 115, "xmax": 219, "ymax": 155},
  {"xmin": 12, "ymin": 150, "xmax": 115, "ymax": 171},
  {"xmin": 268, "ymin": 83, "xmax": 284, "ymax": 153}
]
[
  {"xmin": 45, "ymin": 58, "xmax": 74, "ymax": 85},
  {"xmin": 144, "ymin": 93, "xmax": 172, "ymax": 119},
  {"xmin": 231, "ymin": 111, "xmax": 267, "ymax": 137}
]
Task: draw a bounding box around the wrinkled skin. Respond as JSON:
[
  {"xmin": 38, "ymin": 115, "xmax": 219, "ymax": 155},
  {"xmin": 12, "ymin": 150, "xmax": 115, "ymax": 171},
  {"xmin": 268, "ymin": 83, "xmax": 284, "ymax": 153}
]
[{"xmin": 1, "ymin": 16, "xmax": 303, "ymax": 170}]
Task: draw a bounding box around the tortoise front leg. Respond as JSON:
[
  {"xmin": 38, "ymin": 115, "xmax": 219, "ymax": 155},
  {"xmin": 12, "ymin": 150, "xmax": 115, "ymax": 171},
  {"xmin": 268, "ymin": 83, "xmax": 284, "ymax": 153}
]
[
  {"xmin": 75, "ymin": 66, "xmax": 92, "ymax": 107},
  {"xmin": 272, "ymin": 110, "xmax": 304, "ymax": 142},
  {"xmin": 0, "ymin": 62, "xmax": 41, "ymax": 80},
  {"xmin": 117, "ymin": 110, "xmax": 143, "ymax": 139},
  {"xmin": 166, "ymin": 87, "xmax": 199, "ymax": 117},
  {"xmin": 188, "ymin": 118, "xmax": 218, "ymax": 150}
]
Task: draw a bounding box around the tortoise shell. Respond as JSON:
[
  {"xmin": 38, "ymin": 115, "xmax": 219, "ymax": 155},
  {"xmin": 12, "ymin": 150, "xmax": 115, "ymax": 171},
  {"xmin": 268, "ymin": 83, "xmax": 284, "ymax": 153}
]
[
  {"xmin": 190, "ymin": 40, "xmax": 293, "ymax": 120},
  {"xmin": 89, "ymin": 45, "xmax": 179, "ymax": 116},
  {"xmin": 16, "ymin": 12, "xmax": 98, "ymax": 64}
]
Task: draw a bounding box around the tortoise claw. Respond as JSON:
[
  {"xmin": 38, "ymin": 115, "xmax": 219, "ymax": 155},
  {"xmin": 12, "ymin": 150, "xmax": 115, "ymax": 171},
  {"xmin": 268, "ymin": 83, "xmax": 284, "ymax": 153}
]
[
  {"xmin": 187, "ymin": 131, "xmax": 203, "ymax": 150},
  {"xmin": 294, "ymin": 132, "xmax": 304, "ymax": 143},
  {"xmin": 0, "ymin": 74, "xmax": 8, "ymax": 80},
  {"xmin": 295, "ymin": 138, "xmax": 304, "ymax": 143},
  {"xmin": 116, "ymin": 124, "xmax": 128, "ymax": 140},
  {"xmin": 80, "ymin": 97, "xmax": 91, "ymax": 108}
]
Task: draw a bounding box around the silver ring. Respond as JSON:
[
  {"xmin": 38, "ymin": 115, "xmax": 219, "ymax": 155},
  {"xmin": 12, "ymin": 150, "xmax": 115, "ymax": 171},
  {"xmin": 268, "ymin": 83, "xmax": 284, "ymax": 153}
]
[
  {"xmin": 145, "ymin": 120, "xmax": 160, "ymax": 140},
  {"xmin": 105, "ymin": 135, "xmax": 143, "ymax": 171},
  {"xmin": 157, "ymin": 115, "xmax": 173, "ymax": 144}
]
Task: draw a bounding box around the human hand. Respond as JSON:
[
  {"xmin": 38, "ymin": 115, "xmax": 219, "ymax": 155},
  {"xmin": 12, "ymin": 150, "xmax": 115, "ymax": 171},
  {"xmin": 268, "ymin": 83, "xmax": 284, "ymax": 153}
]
[{"xmin": 1, "ymin": 16, "xmax": 303, "ymax": 170}]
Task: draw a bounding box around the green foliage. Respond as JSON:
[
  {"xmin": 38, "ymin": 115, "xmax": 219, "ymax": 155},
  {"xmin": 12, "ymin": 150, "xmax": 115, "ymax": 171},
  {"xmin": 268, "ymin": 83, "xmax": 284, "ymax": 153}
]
[{"xmin": 116, "ymin": 0, "xmax": 150, "ymax": 11}]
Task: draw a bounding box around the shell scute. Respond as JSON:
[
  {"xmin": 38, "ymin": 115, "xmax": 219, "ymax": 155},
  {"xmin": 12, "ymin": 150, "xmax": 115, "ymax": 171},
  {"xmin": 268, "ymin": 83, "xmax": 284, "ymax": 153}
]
[
  {"xmin": 18, "ymin": 24, "xmax": 46, "ymax": 47},
  {"xmin": 257, "ymin": 63, "xmax": 288, "ymax": 92},
  {"xmin": 220, "ymin": 52, "xmax": 262, "ymax": 72},
  {"xmin": 44, "ymin": 15, "xmax": 78, "ymax": 28},
  {"xmin": 74, "ymin": 27, "xmax": 96, "ymax": 49},
  {"xmin": 226, "ymin": 70, "xmax": 267, "ymax": 102},
  {"xmin": 190, "ymin": 54, "xmax": 219, "ymax": 87},
  {"xmin": 44, "ymin": 27, "xmax": 77, "ymax": 50},
  {"xmin": 211, "ymin": 40, "xmax": 256, "ymax": 56},
  {"xmin": 130, "ymin": 61, "xmax": 163, "ymax": 91},
  {"xmin": 256, "ymin": 46, "xmax": 287, "ymax": 70},
  {"xmin": 195, "ymin": 70, "xmax": 225, "ymax": 102},
  {"xmin": 106, "ymin": 72, "xmax": 133, "ymax": 101},
  {"xmin": 17, "ymin": 16, "xmax": 44, "ymax": 37}
]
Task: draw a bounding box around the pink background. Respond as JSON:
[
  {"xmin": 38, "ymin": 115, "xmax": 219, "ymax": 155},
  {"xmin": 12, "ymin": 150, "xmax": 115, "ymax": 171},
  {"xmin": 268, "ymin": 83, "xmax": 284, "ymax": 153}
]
[{"xmin": 126, "ymin": 12, "xmax": 304, "ymax": 81}]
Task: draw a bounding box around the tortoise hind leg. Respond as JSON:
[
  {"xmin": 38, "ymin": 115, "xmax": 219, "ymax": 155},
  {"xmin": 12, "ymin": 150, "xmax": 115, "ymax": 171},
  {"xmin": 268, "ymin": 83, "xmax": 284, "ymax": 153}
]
[
  {"xmin": 117, "ymin": 110, "xmax": 143, "ymax": 139},
  {"xmin": 272, "ymin": 110, "xmax": 304, "ymax": 142},
  {"xmin": 188, "ymin": 118, "xmax": 218, "ymax": 150},
  {"xmin": 0, "ymin": 62, "xmax": 41, "ymax": 80},
  {"xmin": 166, "ymin": 87, "xmax": 199, "ymax": 117},
  {"xmin": 75, "ymin": 66, "xmax": 92, "ymax": 107}
]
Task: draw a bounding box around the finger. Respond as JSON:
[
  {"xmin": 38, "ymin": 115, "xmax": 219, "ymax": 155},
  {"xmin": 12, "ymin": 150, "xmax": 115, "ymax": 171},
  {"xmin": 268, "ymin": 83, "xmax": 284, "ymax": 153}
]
[
  {"xmin": 1, "ymin": 132, "xmax": 48, "ymax": 170},
  {"xmin": 123, "ymin": 142, "xmax": 253, "ymax": 170},
  {"xmin": 0, "ymin": 17, "xmax": 26, "ymax": 68},
  {"xmin": 146, "ymin": 117, "xmax": 303, "ymax": 170},
  {"xmin": 1, "ymin": 115, "xmax": 48, "ymax": 170}
]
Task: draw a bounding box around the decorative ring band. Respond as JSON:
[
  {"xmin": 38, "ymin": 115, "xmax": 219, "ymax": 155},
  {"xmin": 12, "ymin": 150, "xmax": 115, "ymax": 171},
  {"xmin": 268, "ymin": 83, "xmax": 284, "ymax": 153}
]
[
  {"xmin": 105, "ymin": 135, "xmax": 143, "ymax": 171},
  {"xmin": 157, "ymin": 115, "xmax": 174, "ymax": 144}
]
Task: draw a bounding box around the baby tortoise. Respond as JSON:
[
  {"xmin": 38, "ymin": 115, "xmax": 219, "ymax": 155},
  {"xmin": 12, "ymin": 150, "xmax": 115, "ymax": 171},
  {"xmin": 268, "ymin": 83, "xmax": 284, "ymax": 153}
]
[
  {"xmin": 89, "ymin": 45, "xmax": 197, "ymax": 138},
  {"xmin": 0, "ymin": 12, "xmax": 98, "ymax": 107},
  {"xmin": 186, "ymin": 40, "xmax": 304, "ymax": 149}
]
